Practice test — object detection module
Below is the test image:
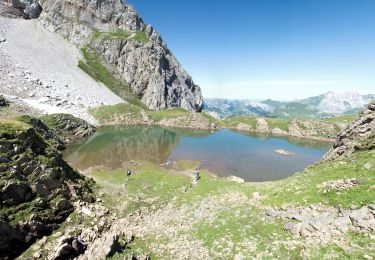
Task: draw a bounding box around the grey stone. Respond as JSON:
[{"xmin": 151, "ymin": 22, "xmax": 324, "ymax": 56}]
[
  {"xmin": 323, "ymin": 101, "xmax": 375, "ymax": 161},
  {"xmin": 300, "ymin": 227, "xmax": 311, "ymax": 238},
  {"xmin": 364, "ymin": 162, "xmax": 373, "ymax": 170},
  {"xmin": 0, "ymin": 182, "xmax": 34, "ymax": 205},
  {"xmin": 291, "ymin": 214, "xmax": 305, "ymax": 222},
  {"xmin": 350, "ymin": 207, "xmax": 371, "ymax": 222},
  {"xmin": 52, "ymin": 242, "xmax": 75, "ymax": 260},
  {"xmin": 38, "ymin": 0, "xmax": 203, "ymax": 112},
  {"xmin": 11, "ymin": 0, "xmax": 42, "ymax": 19},
  {"xmin": 284, "ymin": 222, "xmax": 301, "ymax": 235}
]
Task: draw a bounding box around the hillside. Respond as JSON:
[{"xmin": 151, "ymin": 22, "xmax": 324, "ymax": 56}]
[
  {"xmin": 220, "ymin": 114, "xmax": 355, "ymax": 141},
  {"xmin": 0, "ymin": 0, "xmax": 203, "ymax": 126},
  {"xmin": 0, "ymin": 116, "xmax": 95, "ymax": 258},
  {"xmin": 39, "ymin": 0, "xmax": 203, "ymax": 112}
]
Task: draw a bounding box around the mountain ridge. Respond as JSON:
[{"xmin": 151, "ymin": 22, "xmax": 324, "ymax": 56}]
[
  {"xmin": 0, "ymin": 0, "xmax": 203, "ymax": 126},
  {"xmin": 205, "ymin": 91, "xmax": 375, "ymax": 119},
  {"xmin": 38, "ymin": 0, "xmax": 204, "ymax": 112}
]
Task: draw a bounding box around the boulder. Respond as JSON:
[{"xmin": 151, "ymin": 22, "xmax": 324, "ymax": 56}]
[
  {"xmin": 237, "ymin": 123, "xmax": 252, "ymax": 131},
  {"xmin": 0, "ymin": 182, "xmax": 34, "ymax": 205},
  {"xmin": 0, "ymin": 95, "xmax": 10, "ymax": 107},
  {"xmin": 227, "ymin": 175, "xmax": 245, "ymax": 183},
  {"xmin": 256, "ymin": 118, "xmax": 269, "ymax": 133},
  {"xmin": 11, "ymin": 0, "xmax": 42, "ymax": 19},
  {"xmin": 271, "ymin": 127, "xmax": 287, "ymax": 135},
  {"xmin": 323, "ymin": 102, "xmax": 375, "ymax": 161}
]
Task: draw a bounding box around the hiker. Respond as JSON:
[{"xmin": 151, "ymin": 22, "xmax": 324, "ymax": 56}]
[
  {"xmin": 194, "ymin": 170, "xmax": 200, "ymax": 181},
  {"xmin": 126, "ymin": 168, "xmax": 132, "ymax": 179}
]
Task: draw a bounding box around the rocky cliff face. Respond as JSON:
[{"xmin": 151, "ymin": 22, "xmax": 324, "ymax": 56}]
[
  {"xmin": 36, "ymin": 0, "xmax": 203, "ymax": 112},
  {"xmin": 323, "ymin": 102, "xmax": 375, "ymax": 161},
  {"xmin": 0, "ymin": 118, "xmax": 94, "ymax": 258}
]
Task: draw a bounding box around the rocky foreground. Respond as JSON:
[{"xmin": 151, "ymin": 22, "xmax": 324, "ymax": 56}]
[{"xmin": 0, "ymin": 116, "xmax": 95, "ymax": 258}]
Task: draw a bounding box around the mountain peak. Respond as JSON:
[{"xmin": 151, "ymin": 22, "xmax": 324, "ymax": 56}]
[{"xmin": 7, "ymin": 0, "xmax": 203, "ymax": 112}]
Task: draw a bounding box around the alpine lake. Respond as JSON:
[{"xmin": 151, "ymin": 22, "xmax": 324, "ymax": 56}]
[{"xmin": 63, "ymin": 126, "xmax": 331, "ymax": 182}]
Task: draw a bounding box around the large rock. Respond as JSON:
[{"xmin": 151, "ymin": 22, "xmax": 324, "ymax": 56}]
[
  {"xmin": 38, "ymin": 0, "xmax": 204, "ymax": 112},
  {"xmin": 256, "ymin": 118, "xmax": 269, "ymax": 133},
  {"xmin": 40, "ymin": 114, "xmax": 96, "ymax": 144},
  {"xmin": 0, "ymin": 95, "xmax": 10, "ymax": 107},
  {"xmin": 288, "ymin": 119, "xmax": 339, "ymax": 139},
  {"xmin": 323, "ymin": 102, "xmax": 375, "ymax": 161},
  {"xmin": 0, "ymin": 182, "xmax": 34, "ymax": 206},
  {"xmin": 11, "ymin": 0, "xmax": 42, "ymax": 19}
]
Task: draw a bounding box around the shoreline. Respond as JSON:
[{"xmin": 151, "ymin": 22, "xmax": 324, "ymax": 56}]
[{"xmin": 95, "ymin": 122, "xmax": 335, "ymax": 143}]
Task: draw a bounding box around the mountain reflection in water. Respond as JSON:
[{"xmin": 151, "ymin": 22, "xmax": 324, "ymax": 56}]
[{"xmin": 64, "ymin": 126, "xmax": 331, "ymax": 181}]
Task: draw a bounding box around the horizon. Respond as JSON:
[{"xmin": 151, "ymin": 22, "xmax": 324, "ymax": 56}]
[
  {"xmin": 204, "ymin": 90, "xmax": 375, "ymax": 102},
  {"xmin": 129, "ymin": 0, "xmax": 375, "ymax": 100}
]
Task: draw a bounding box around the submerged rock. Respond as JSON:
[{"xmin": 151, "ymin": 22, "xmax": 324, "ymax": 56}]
[{"xmin": 274, "ymin": 149, "xmax": 295, "ymax": 155}]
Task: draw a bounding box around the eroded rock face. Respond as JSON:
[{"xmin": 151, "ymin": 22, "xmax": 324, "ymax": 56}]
[
  {"xmin": 288, "ymin": 119, "xmax": 339, "ymax": 139},
  {"xmin": 323, "ymin": 102, "xmax": 375, "ymax": 161},
  {"xmin": 256, "ymin": 118, "xmax": 269, "ymax": 132},
  {"xmin": 11, "ymin": 0, "xmax": 42, "ymax": 19},
  {"xmin": 40, "ymin": 114, "xmax": 97, "ymax": 145},
  {"xmin": 0, "ymin": 119, "xmax": 94, "ymax": 259},
  {"xmin": 38, "ymin": 0, "xmax": 204, "ymax": 112}
]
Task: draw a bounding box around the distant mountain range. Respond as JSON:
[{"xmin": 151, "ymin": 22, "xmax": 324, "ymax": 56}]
[{"xmin": 204, "ymin": 91, "xmax": 375, "ymax": 119}]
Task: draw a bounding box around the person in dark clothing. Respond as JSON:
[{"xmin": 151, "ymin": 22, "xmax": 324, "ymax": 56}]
[{"xmin": 194, "ymin": 170, "xmax": 200, "ymax": 181}]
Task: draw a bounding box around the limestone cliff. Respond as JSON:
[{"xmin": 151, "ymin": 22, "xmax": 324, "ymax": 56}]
[{"xmin": 36, "ymin": 0, "xmax": 203, "ymax": 112}]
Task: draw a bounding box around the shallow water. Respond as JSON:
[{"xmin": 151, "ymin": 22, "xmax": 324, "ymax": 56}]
[{"xmin": 64, "ymin": 126, "xmax": 331, "ymax": 182}]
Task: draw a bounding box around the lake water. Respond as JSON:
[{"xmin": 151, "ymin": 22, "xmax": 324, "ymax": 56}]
[{"xmin": 64, "ymin": 126, "xmax": 331, "ymax": 182}]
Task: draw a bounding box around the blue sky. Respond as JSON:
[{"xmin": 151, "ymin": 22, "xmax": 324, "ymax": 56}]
[{"xmin": 129, "ymin": 0, "xmax": 375, "ymax": 100}]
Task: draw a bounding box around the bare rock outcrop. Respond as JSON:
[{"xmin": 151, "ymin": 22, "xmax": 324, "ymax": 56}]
[
  {"xmin": 37, "ymin": 0, "xmax": 203, "ymax": 112},
  {"xmin": 39, "ymin": 113, "xmax": 96, "ymax": 144},
  {"xmin": 158, "ymin": 113, "xmax": 219, "ymax": 130},
  {"xmin": 0, "ymin": 118, "xmax": 94, "ymax": 259},
  {"xmin": 0, "ymin": 95, "xmax": 9, "ymax": 107},
  {"xmin": 323, "ymin": 102, "xmax": 375, "ymax": 161},
  {"xmin": 288, "ymin": 119, "xmax": 339, "ymax": 139},
  {"xmin": 12, "ymin": 0, "xmax": 42, "ymax": 19},
  {"xmin": 256, "ymin": 118, "xmax": 269, "ymax": 132},
  {"xmin": 0, "ymin": 0, "xmax": 41, "ymax": 19}
]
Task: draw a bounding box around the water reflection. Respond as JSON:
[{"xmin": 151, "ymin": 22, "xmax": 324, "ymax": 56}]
[
  {"xmin": 64, "ymin": 126, "xmax": 331, "ymax": 181},
  {"xmin": 64, "ymin": 126, "xmax": 211, "ymax": 170}
]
